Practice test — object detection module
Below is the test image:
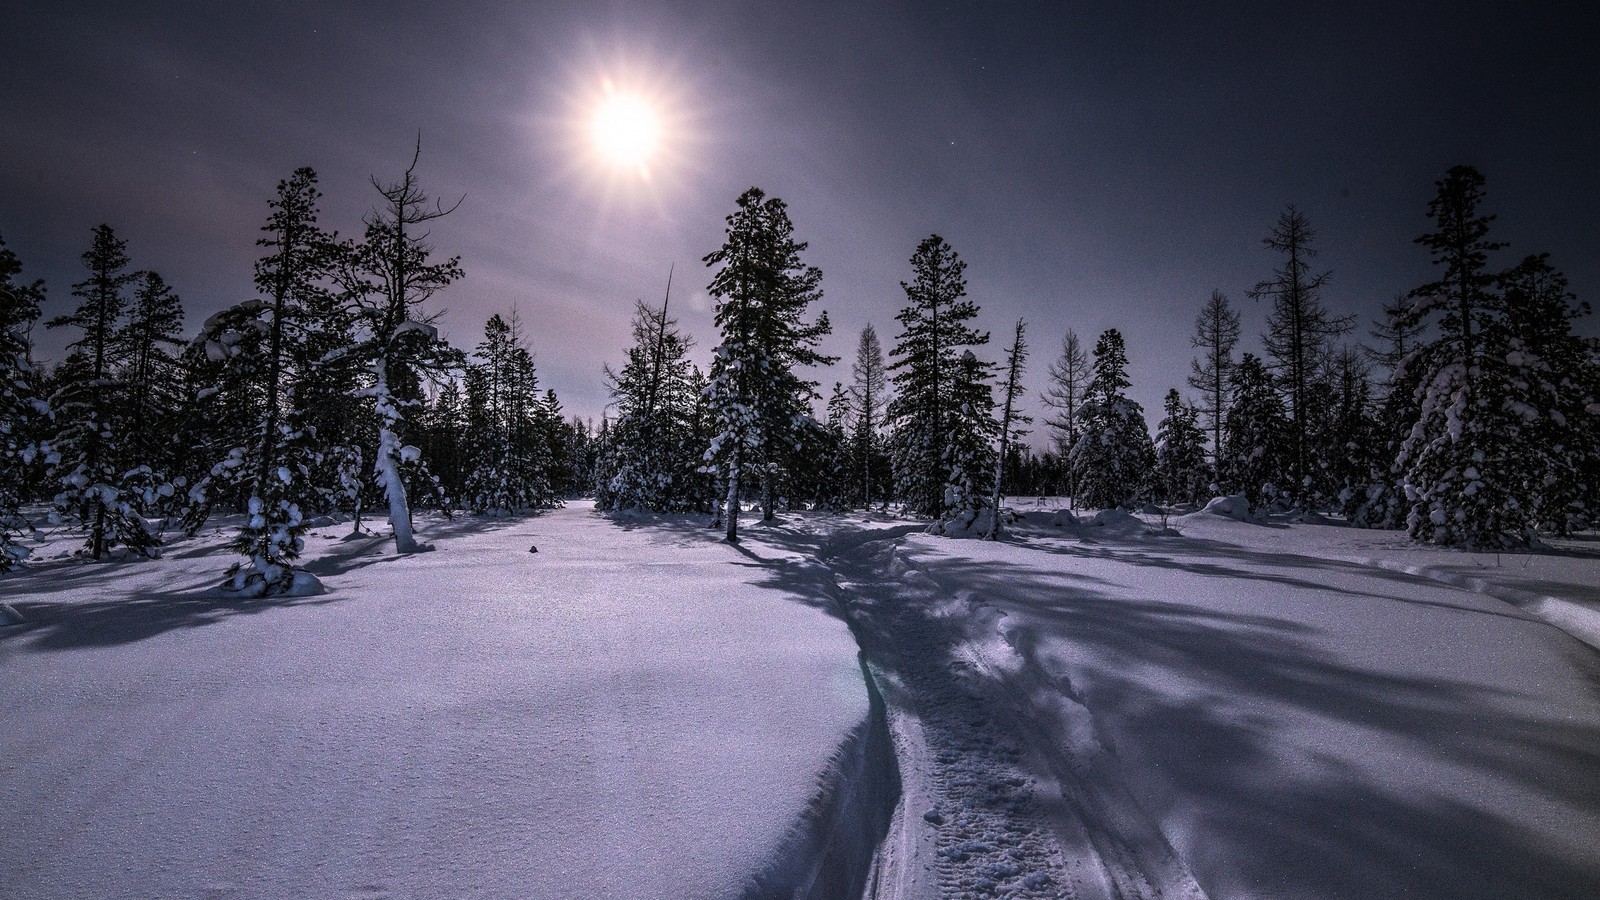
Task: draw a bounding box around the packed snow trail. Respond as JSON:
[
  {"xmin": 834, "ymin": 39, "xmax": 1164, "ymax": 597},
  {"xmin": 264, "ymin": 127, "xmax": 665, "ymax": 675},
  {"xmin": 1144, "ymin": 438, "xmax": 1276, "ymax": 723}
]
[
  {"xmin": 729, "ymin": 508, "xmax": 1600, "ymax": 900},
  {"xmin": 0, "ymin": 505, "xmax": 882, "ymax": 900}
]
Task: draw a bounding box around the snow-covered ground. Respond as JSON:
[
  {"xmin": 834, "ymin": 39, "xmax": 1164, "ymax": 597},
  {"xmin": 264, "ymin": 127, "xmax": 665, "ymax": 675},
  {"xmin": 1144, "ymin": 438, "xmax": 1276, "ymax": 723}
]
[
  {"xmin": 5, "ymin": 500, "xmax": 1600, "ymax": 899},
  {"xmin": 0, "ymin": 504, "xmax": 881, "ymax": 900}
]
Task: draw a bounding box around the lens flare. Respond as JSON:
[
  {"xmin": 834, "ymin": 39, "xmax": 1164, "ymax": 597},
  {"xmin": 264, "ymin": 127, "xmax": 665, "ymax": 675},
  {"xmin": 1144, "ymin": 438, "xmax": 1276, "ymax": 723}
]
[{"xmin": 592, "ymin": 89, "xmax": 660, "ymax": 172}]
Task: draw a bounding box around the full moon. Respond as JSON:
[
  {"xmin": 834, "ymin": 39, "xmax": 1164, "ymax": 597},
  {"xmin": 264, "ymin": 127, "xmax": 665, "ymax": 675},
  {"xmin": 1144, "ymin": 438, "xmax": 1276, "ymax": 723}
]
[{"xmin": 592, "ymin": 91, "xmax": 660, "ymax": 171}]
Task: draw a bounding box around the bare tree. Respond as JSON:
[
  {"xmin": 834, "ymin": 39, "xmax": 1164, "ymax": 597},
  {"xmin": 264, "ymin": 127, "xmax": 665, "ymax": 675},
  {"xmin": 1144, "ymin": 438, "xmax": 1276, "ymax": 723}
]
[
  {"xmin": 986, "ymin": 319, "xmax": 1031, "ymax": 540},
  {"xmin": 1186, "ymin": 289, "xmax": 1240, "ymax": 466},
  {"xmin": 1041, "ymin": 328, "xmax": 1088, "ymax": 503}
]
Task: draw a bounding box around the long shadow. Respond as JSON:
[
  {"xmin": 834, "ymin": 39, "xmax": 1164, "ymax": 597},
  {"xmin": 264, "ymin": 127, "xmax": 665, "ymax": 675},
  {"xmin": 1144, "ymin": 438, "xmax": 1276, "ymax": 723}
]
[
  {"xmin": 2, "ymin": 582, "xmax": 344, "ymax": 654},
  {"xmin": 705, "ymin": 517, "xmax": 1600, "ymax": 899}
]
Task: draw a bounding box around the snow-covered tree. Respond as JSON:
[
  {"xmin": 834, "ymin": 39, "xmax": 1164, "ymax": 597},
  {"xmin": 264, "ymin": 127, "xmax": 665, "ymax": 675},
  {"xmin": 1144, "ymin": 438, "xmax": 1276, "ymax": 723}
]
[
  {"xmin": 1187, "ymin": 290, "xmax": 1239, "ymax": 467},
  {"xmin": 936, "ymin": 349, "xmax": 999, "ymax": 531},
  {"xmin": 1219, "ymin": 353, "xmax": 1291, "ymax": 511},
  {"xmin": 193, "ymin": 169, "xmax": 345, "ymax": 593},
  {"xmin": 116, "ymin": 271, "xmax": 186, "ymax": 518},
  {"xmin": 849, "ymin": 323, "xmax": 890, "ymax": 508},
  {"xmin": 1394, "ymin": 165, "xmax": 1525, "ymax": 547},
  {"xmin": 1249, "ymin": 206, "xmax": 1353, "ymax": 507},
  {"xmin": 601, "ymin": 281, "xmax": 703, "ymax": 512},
  {"xmin": 0, "ymin": 234, "xmax": 46, "ymax": 572},
  {"xmin": 886, "ymin": 235, "xmax": 989, "ymax": 519},
  {"xmin": 336, "ymin": 146, "xmax": 465, "ymax": 552},
  {"xmin": 46, "ymin": 225, "xmax": 159, "ymax": 559},
  {"xmin": 985, "ymin": 319, "xmax": 1031, "ymax": 540},
  {"xmin": 701, "ymin": 188, "xmax": 832, "ymax": 541},
  {"xmin": 460, "ymin": 312, "xmax": 556, "ymax": 513},
  {"xmin": 1069, "ymin": 329, "xmax": 1154, "ymax": 510},
  {"xmin": 1154, "ymin": 389, "xmax": 1210, "ymax": 507},
  {"xmin": 1042, "ymin": 328, "xmax": 1089, "ymax": 502},
  {"xmin": 1498, "ymin": 253, "xmax": 1599, "ymax": 534},
  {"xmin": 1348, "ymin": 295, "xmax": 1430, "ymax": 528}
]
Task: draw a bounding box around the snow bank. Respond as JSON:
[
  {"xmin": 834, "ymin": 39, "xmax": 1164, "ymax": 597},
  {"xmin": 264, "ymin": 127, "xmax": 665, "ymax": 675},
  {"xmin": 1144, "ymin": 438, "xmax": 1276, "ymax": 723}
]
[{"xmin": 1190, "ymin": 493, "xmax": 1258, "ymax": 522}]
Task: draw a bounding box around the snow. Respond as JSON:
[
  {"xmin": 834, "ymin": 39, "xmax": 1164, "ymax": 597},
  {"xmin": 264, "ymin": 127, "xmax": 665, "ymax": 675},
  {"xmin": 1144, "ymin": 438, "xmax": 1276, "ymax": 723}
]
[
  {"xmin": 0, "ymin": 503, "xmax": 873, "ymax": 900},
  {"xmin": 5, "ymin": 499, "xmax": 1600, "ymax": 899}
]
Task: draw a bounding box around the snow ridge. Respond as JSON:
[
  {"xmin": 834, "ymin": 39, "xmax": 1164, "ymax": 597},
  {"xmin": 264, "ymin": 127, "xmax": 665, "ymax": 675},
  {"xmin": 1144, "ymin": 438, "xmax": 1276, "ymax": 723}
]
[{"xmin": 741, "ymin": 652, "xmax": 900, "ymax": 900}]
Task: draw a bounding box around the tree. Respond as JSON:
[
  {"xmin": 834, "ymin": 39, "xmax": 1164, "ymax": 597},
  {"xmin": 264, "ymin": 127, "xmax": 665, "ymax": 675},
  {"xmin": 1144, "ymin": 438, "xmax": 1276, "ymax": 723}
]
[
  {"xmin": 47, "ymin": 225, "xmax": 157, "ymax": 560},
  {"xmin": 1218, "ymin": 353, "xmax": 1290, "ymax": 511},
  {"xmin": 1069, "ymin": 329, "xmax": 1154, "ymax": 510},
  {"xmin": 1042, "ymin": 328, "xmax": 1089, "ymax": 502},
  {"xmin": 1394, "ymin": 165, "xmax": 1524, "ymax": 547},
  {"xmin": 886, "ymin": 235, "xmax": 988, "ymax": 518},
  {"xmin": 985, "ymin": 319, "xmax": 1031, "ymax": 539},
  {"xmin": 1498, "ymin": 253, "xmax": 1599, "ymax": 534},
  {"xmin": 1248, "ymin": 206, "xmax": 1353, "ymax": 507},
  {"xmin": 1154, "ymin": 389, "xmax": 1210, "ymax": 506},
  {"xmin": 1, "ymin": 234, "xmax": 46, "ymax": 572},
  {"xmin": 1187, "ymin": 290, "xmax": 1240, "ymax": 468},
  {"xmin": 701, "ymin": 187, "xmax": 832, "ymax": 540},
  {"xmin": 117, "ymin": 272, "xmax": 186, "ymax": 510},
  {"xmin": 337, "ymin": 144, "xmax": 465, "ymax": 553},
  {"xmin": 601, "ymin": 284, "xmax": 702, "ymax": 512},
  {"xmin": 849, "ymin": 323, "xmax": 890, "ymax": 508},
  {"xmin": 194, "ymin": 168, "xmax": 341, "ymax": 593}
]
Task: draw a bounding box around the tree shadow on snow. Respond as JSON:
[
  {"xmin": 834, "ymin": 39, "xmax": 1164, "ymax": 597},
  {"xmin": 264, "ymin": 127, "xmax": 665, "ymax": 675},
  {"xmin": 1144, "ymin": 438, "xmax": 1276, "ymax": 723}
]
[
  {"xmin": 897, "ymin": 545, "xmax": 1600, "ymax": 900},
  {"xmin": 2, "ymin": 582, "xmax": 343, "ymax": 654}
]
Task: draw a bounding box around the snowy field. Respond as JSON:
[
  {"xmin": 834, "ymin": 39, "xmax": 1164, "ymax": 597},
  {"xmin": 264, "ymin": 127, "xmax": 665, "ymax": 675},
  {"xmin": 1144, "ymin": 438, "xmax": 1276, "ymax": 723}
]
[{"xmin": 4, "ymin": 500, "xmax": 1600, "ymax": 899}]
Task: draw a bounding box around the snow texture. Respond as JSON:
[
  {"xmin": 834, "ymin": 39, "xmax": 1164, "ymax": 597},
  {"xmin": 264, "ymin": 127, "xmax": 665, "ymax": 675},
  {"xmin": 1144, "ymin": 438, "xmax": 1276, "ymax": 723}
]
[{"xmin": 0, "ymin": 504, "xmax": 872, "ymax": 900}]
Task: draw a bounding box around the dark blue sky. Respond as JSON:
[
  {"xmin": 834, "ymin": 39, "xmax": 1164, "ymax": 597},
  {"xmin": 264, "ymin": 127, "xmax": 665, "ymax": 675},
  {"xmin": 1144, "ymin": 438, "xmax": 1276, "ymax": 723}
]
[{"xmin": 5, "ymin": 1, "xmax": 1596, "ymax": 434}]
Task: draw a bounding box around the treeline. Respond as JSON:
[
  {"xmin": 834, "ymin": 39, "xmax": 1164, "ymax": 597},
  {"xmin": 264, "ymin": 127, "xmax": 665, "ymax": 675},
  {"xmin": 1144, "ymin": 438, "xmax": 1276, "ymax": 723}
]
[
  {"xmin": 1, "ymin": 154, "xmax": 593, "ymax": 593},
  {"xmin": 3, "ymin": 164, "xmax": 1597, "ymax": 592},
  {"xmin": 595, "ymin": 168, "xmax": 1599, "ymax": 549}
]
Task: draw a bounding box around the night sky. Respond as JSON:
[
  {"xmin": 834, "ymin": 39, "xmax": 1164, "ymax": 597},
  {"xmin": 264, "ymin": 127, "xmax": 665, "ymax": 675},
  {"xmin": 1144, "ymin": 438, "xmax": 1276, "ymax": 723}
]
[{"xmin": 5, "ymin": 1, "xmax": 1597, "ymax": 436}]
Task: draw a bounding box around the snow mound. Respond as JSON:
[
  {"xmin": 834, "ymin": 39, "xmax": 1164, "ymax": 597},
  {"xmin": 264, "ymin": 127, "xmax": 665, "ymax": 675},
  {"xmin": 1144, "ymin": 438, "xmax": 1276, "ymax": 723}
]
[
  {"xmin": 0, "ymin": 602, "xmax": 24, "ymax": 627},
  {"xmin": 223, "ymin": 569, "xmax": 326, "ymax": 599},
  {"xmin": 928, "ymin": 507, "xmax": 1015, "ymax": 539},
  {"xmin": 1049, "ymin": 509, "xmax": 1079, "ymax": 528},
  {"xmin": 1192, "ymin": 493, "xmax": 1259, "ymax": 522},
  {"xmin": 1082, "ymin": 508, "xmax": 1146, "ymax": 536}
]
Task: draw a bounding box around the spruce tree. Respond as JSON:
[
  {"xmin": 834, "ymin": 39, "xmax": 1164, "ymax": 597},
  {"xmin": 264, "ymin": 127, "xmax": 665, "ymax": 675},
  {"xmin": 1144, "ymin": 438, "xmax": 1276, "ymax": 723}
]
[
  {"xmin": 938, "ymin": 349, "xmax": 999, "ymax": 531},
  {"xmin": 1498, "ymin": 254, "xmax": 1598, "ymax": 534},
  {"xmin": 849, "ymin": 323, "xmax": 890, "ymax": 508},
  {"xmin": 1395, "ymin": 165, "xmax": 1525, "ymax": 547},
  {"xmin": 1249, "ymin": 206, "xmax": 1353, "ymax": 507},
  {"xmin": 1219, "ymin": 353, "xmax": 1292, "ymax": 512},
  {"xmin": 116, "ymin": 271, "xmax": 186, "ymax": 521},
  {"xmin": 1069, "ymin": 329, "xmax": 1155, "ymax": 510},
  {"xmin": 701, "ymin": 188, "xmax": 832, "ymax": 540},
  {"xmin": 602, "ymin": 285, "xmax": 699, "ymax": 512},
  {"xmin": 1187, "ymin": 290, "xmax": 1240, "ymax": 469},
  {"xmin": 886, "ymin": 235, "xmax": 988, "ymax": 518},
  {"xmin": 47, "ymin": 225, "xmax": 158, "ymax": 559},
  {"xmin": 1154, "ymin": 389, "xmax": 1210, "ymax": 506},
  {"xmin": 1, "ymin": 235, "xmax": 46, "ymax": 572}
]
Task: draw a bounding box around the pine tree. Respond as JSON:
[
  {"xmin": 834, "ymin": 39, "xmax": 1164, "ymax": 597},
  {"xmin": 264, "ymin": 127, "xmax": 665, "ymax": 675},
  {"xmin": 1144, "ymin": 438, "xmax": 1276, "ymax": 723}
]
[
  {"xmin": 1154, "ymin": 389, "xmax": 1210, "ymax": 506},
  {"xmin": 886, "ymin": 235, "xmax": 988, "ymax": 518},
  {"xmin": 336, "ymin": 145, "xmax": 465, "ymax": 552},
  {"xmin": 1349, "ymin": 296, "xmax": 1430, "ymax": 527},
  {"xmin": 1069, "ymin": 329, "xmax": 1154, "ymax": 510},
  {"xmin": 602, "ymin": 279, "xmax": 700, "ymax": 512},
  {"xmin": 1042, "ymin": 328, "xmax": 1089, "ymax": 501},
  {"xmin": 1395, "ymin": 165, "xmax": 1525, "ymax": 547},
  {"xmin": 1187, "ymin": 290, "xmax": 1240, "ymax": 469},
  {"xmin": 937, "ymin": 349, "xmax": 999, "ymax": 531},
  {"xmin": 116, "ymin": 271, "xmax": 186, "ymax": 521},
  {"xmin": 1317, "ymin": 347, "xmax": 1379, "ymax": 517},
  {"xmin": 985, "ymin": 319, "xmax": 1031, "ymax": 539},
  {"xmin": 1249, "ymin": 206, "xmax": 1353, "ymax": 507},
  {"xmin": 849, "ymin": 323, "xmax": 890, "ymax": 508},
  {"xmin": 1498, "ymin": 254, "xmax": 1598, "ymax": 534},
  {"xmin": 1, "ymin": 234, "xmax": 46, "ymax": 572},
  {"xmin": 1219, "ymin": 353, "xmax": 1292, "ymax": 512},
  {"xmin": 701, "ymin": 188, "xmax": 832, "ymax": 540},
  {"xmin": 46, "ymin": 225, "xmax": 158, "ymax": 559}
]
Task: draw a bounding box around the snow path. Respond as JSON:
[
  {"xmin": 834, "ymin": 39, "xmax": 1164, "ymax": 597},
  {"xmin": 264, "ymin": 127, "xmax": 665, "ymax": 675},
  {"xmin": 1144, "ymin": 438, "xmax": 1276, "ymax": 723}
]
[
  {"xmin": 1, "ymin": 505, "xmax": 880, "ymax": 900},
  {"xmin": 727, "ymin": 509, "xmax": 1600, "ymax": 899}
]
